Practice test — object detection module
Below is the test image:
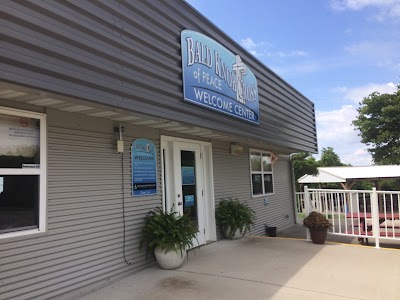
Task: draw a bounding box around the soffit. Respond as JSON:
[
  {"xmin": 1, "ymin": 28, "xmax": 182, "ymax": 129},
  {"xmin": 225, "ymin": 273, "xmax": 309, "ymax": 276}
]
[{"xmin": 0, "ymin": 82, "xmax": 294, "ymax": 154}]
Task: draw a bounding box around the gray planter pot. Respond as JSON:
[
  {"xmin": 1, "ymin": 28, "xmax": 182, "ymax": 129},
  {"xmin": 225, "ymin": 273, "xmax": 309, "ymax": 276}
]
[
  {"xmin": 154, "ymin": 247, "xmax": 186, "ymax": 269},
  {"xmin": 223, "ymin": 227, "xmax": 245, "ymax": 240}
]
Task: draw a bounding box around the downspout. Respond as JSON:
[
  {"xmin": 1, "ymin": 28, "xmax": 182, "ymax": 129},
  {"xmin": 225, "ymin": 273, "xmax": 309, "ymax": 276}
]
[{"xmin": 290, "ymin": 153, "xmax": 300, "ymax": 224}]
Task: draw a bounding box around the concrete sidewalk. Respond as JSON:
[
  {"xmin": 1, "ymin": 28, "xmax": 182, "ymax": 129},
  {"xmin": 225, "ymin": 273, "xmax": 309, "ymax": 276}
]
[{"xmin": 77, "ymin": 237, "xmax": 400, "ymax": 300}]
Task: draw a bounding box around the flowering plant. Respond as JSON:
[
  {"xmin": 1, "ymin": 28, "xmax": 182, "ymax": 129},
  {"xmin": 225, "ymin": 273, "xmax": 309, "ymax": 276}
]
[{"xmin": 303, "ymin": 211, "xmax": 332, "ymax": 229}]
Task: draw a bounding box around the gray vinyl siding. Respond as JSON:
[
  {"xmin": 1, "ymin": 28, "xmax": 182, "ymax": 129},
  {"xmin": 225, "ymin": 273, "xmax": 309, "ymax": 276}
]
[
  {"xmin": 0, "ymin": 0, "xmax": 317, "ymax": 154},
  {"xmin": 212, "ymin": 141, "xmax": 295, "ymax": 239},
  {"xmin": 0, "ymin": 106, "xmax": 297, "ymax": 299},
  {"xmin": 0, "ymin": 109, "xmax": 162, "ymax": 300}
]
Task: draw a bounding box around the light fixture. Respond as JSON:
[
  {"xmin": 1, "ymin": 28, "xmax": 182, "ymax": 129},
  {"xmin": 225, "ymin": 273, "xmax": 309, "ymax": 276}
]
[{"xmin": 114, "ymin": 123, "xmax": 125, "ymax": 153}]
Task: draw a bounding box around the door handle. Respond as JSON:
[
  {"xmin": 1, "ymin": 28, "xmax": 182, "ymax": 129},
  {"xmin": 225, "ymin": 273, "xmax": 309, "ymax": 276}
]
[{"xmin": 178, "ymin": 201, "xmax": 183, "ymax": 206}]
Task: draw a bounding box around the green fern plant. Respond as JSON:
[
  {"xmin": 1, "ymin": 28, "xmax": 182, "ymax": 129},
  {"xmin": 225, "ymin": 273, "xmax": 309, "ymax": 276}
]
[
  {"xmin": 139, "ymin": 207, "xmax": 199, "ymax": 257},
  {"xmin": 215, "ymin": 197, "xmax": 255, "ymax": 239}
]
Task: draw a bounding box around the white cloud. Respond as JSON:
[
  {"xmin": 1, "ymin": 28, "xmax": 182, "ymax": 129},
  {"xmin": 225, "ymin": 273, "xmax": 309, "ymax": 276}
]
[
  {"xmin": 320, "ymin": 81, "xmax": 398, "ymax": 165},
  {"xmin": 333, "ymin": 82, "xmax": 397, "ymax": 104},
  {"xmin": 331, "ymin": 0, "xmax": 399, "ymax": 11},
  {"xmin": 241, "ymin": 37, "xmax": 257, "ymax": 49},
  {"xmin": 315, "ymin": 105, "xmax": 373, "ymax": 166},
  {"xmin": 330, "ymin": 0, "xmax": 400, "ymax": 20},
  {"xmin": 270, "ymin": 60, "xmax": 321, "ymax": 77},
  {"xmin": 240, "ymin": 37, "xmax": 269, "ymax": 58},
  {"xmin": 240, "ymin": 37, "xmax": 308, "ymax": 59},
  {"xmin": 249, "ymin": 50, "xmax": 258, "ymax": 56},
  {"xmin": 276, "ymin": 50, "xmax": 309, "ymax": 58},
  {"xmin": 291, "ymin": 50, "xmax": 309, "ymax": 57},
  {"xmin": 345, "ymin": 41, "xmax": 398, "ymax": 56},
  {"xmin": 345, "ymin": 41, "xmax": 392, "ymax": 56},
  {"xmin": 342, "ymin": 148, "xmax": 372, "ymax": 166},
  {"xmin": 345, "ymin": 41, "xmax": 400, "ymax": 71},
  {"xmin": 344, "ymin": 28, "xmax": 353, "ymax": 35},
  {"xmin": 330, "ymin": 86, "xmax": 348, "ymax": 93}
]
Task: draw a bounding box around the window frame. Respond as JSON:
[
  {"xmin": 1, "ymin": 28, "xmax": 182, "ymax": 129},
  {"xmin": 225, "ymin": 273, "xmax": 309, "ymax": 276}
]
[
  {"xmin": 0, "ymin": 107, "xmax": 47, "ymax": 239},
  {"xmin": 249, "ymin": 149, "xmax": 274, "ymax": 197}
]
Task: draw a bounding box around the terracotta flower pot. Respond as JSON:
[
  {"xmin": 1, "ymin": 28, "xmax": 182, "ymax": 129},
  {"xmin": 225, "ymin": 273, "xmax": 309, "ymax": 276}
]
[{"xmin": 309, "ymin": 228, "xmax": 328, "ymax": 244}]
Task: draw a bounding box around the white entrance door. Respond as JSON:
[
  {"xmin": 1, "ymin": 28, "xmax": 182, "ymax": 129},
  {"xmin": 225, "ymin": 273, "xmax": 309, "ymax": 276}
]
[{"xmin": 172, "ymin": 141, "xmax": 205, "ymax": 246}]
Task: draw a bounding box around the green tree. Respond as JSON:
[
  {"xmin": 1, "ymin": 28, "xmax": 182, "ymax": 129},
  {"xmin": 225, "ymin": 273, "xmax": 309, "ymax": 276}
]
[
  {"xmin": 352, "ymin": 85, "xmax": 400, "ymax": 165},
  {"xmin": 316, "ymin": 147, "xmax": 347, "ymax": 189},
  {"xmin": 292, "ymin": 152, "xmax": 319, "ymax": 191},
  {"xmin": 292, "ymin": 152, "xmax": 319, "ymax": 180},
  {"xmin": 319, "ymin": 147, "xmax": 345, "ymax": 167}
]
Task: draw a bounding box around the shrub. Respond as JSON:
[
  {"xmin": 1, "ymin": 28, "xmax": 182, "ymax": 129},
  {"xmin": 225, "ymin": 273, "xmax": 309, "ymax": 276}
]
[
  {"xmin": 303, "ymin": 211, "xmax": 332, "ymax": 229},
  {"xmin": 140, "ymin": 207, "xmax": 198, "ymax": 257},
  {"xmin": 215, "ymin": 197, "xmax": 255, "ymax": 238}
]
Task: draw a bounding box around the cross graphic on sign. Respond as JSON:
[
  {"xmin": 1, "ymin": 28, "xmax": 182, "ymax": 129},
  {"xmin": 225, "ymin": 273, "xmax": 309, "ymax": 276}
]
[{"xmin": 232, "ymin": 55, "xmax": 247, "ymax": 105}]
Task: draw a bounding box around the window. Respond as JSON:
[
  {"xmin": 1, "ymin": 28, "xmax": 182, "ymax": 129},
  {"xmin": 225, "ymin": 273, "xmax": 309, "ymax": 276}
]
[
  {"xmin": 250, "ymin": 150, "xmax": 274, "ymax": 196},
  {"xmin": 0, "ymin": 107, "xmax": 46, "ymax": 238}
]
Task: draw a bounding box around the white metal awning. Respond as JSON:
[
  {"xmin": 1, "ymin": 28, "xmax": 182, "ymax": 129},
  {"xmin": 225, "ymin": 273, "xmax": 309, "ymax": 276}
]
[{"xmin": 298, "ymin": 165, "xmax": 400, "ymax": 184}]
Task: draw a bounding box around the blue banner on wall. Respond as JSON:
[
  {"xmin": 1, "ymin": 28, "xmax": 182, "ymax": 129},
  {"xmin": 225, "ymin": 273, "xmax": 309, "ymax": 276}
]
[
  {"xmin": 131, "ymin": 138, "xmax": 157, "ymax": 196},
  {"xmin": 181, "ymin": 30, "xmax": 259, "ymax": 125}
]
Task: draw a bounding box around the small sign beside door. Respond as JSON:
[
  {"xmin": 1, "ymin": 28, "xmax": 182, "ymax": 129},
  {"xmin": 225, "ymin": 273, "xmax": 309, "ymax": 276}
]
[{"xmin": 131, "ymin": 138, "xmax": 157, "ymax": 196}]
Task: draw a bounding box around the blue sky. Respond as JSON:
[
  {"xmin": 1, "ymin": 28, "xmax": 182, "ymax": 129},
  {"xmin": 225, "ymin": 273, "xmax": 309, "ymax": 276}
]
[{"xmin": 186, "ymin": 0, "xmax": 400, "ymax": 166}]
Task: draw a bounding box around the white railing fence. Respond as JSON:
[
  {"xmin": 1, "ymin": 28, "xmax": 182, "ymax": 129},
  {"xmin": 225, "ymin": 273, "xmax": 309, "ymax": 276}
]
[
  {"xmin": 298, "ymin": 187, "xmax": 400, "ymax": 248},
  {"xmin": 296, "ymin": 192, "xmax": 305, "ymax": 213},
  {"xmin": 296, "ymin": 191, "xmax": 347, "ymax": 214}
]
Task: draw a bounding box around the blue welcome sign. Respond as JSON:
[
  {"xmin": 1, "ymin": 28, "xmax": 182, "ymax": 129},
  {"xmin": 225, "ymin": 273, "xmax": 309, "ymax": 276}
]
[
  {"xmin": 131, "ymin": 138, "xmax": 157, "ymax": 196},
  {"xmin": 181, "ymin": 30, "xmax": 259, "ymax": 124}
]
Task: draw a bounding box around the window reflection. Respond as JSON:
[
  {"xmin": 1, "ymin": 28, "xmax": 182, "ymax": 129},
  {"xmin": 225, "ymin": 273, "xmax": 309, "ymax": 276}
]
[
  {"xmin": 250, "ymin": 151, "xmax": 274, "ymax": 196},
  {"xmin": 0, "ymin": 113, "xmax": 40, "ymax": 168},
  {"xmin": 262, "ymin": 153, "xmax": 272, "ymax": 172},
  {"xmin": 250, "ymin": 152, "xmax": 261, "ymax": 171},
  {"xmin": 264, "ymin": 174, "xmax": 273, "ymax": 194},
  {"xmin": 252, "ymin": 174, "xmax": 263, "ymax": 195},
  {"xmin": 181, "ymin": 150, "xmax": 198, "ymax": 227},
  {"xmin": 0, "ymin": 175, "xmax": 39, "ymax": 233}
]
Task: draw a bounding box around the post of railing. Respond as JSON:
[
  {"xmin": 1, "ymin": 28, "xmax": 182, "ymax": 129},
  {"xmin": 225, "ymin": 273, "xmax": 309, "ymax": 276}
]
[
  {"xmin": 371, "ymin": 187, "xmax": 380, "ymax": 249},
  {"xmin": 304, "ymin": 186, "xmax": 311, "ymax": 241},
  {"xmin": 295, "ymin": 193, "xmax": 302, "ymax": 224}
]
